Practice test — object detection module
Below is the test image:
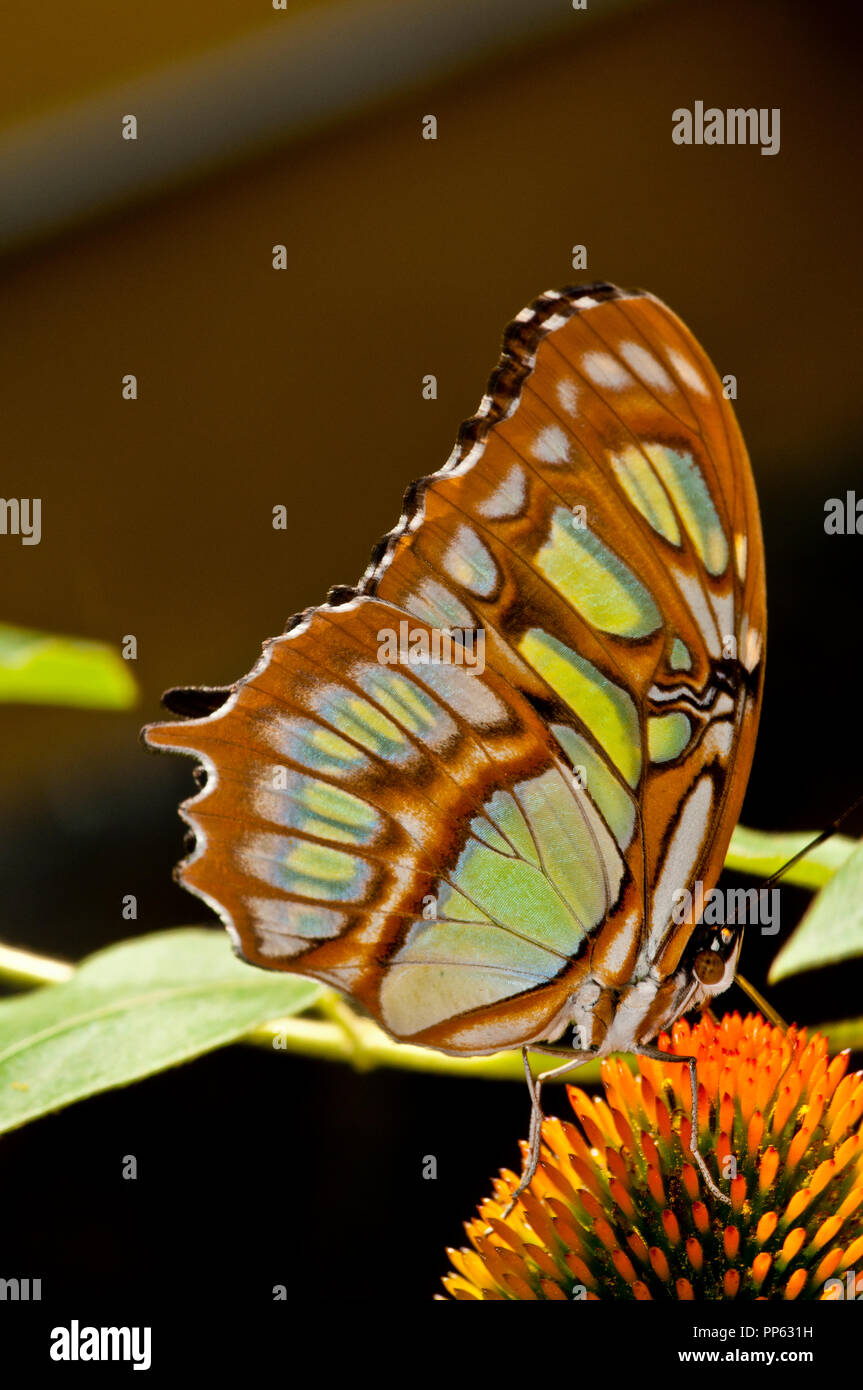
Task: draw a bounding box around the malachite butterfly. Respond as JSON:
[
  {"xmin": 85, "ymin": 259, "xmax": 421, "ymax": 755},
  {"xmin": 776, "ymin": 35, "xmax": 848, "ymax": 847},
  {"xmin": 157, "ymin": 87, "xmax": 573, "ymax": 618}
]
[{"xmin": 144, "ymin": 283, "xmax": 765, "ymax": 1206}]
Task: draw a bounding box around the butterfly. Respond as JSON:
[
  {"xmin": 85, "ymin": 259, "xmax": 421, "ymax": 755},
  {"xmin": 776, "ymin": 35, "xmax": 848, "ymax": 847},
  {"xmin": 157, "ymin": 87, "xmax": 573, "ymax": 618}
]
[{"xmin": 144, "ymin": 282, "xmax": 765, "ymax": 1208}]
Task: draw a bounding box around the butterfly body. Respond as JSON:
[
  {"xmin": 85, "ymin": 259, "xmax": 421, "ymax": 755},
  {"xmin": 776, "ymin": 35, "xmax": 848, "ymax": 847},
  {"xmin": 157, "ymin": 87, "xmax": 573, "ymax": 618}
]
[{"xmin": 145, "ymin": 284, "xmax": 765, "ymax": 1101}]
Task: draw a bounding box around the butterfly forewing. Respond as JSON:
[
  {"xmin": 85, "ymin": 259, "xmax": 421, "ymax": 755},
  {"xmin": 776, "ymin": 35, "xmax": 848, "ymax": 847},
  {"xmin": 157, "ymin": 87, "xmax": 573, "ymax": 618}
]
[{"xmin": 144, "ymin": 283, "xmax": 765, "ymax": 1058}]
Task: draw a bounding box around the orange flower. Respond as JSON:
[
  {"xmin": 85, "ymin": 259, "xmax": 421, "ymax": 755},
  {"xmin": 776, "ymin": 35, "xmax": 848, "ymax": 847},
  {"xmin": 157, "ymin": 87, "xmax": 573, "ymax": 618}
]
[{"xmin": 441, "ymin": 1014, "xmax": 863, "ymax": 1300}]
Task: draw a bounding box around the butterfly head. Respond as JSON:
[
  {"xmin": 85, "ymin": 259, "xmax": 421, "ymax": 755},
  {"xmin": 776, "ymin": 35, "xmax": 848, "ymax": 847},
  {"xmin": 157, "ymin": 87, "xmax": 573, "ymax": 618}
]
[{"xmin": 686, "ymin": 921, "xmax": 744, "ymax": 1004}]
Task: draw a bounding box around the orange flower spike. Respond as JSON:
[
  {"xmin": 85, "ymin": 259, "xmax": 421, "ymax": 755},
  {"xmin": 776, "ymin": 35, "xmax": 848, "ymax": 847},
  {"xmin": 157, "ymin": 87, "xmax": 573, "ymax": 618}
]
[
  {"xmin": 522, "ymin": 1242, "xmax": 561, "ymax": 1281},
  {"xmin": 566, "ymin": 1085, "xmax": 596, "ymax": 1124},
  {"xmin": 641, "ymin": 1132, "xmax": 661, "ymax": 1169},
  {"xmin": 755, "ymin": 1058, "xmax": 779, "ymax": 1114},
  {"xmin": 806, "ymin": 1057, "xmax": 829, "ymax": 1099},
  {"xmin": 724, "ymin": 1269, "xmax": 740, "ymax": 1297},
  {"xmin": 655, "ymin": 1099, "xmax": 673, "ymax": 1145},
  {"xmin": 783, "ymin": 1188, "xmax": 814, "ymax": 1226},
  {"xmin": 576, "ymin": 1110, "xmax": 606, "ymax": 1153},
  {"xmin": 541, "ymin": 1118, "xmax": 582, "ymax": 1179},
  {"xmin": 638, "ymin": 1073, "xmax": 657, "ymax": 1127},
  {"xmin": 646, "ymin": 1165, "xmax": 666, "ymax": 1207},
  {"xmin": 539, "ymin": 1279, "xmax": 568, "ymax": 1301},
  {"xmin": 786, "ymin": 1121, "xmax": 817, "ymax": 1174},
  {"xmin": 681, "ymin": 1164, "xmax": 700, "ymax": 1203},
  {"xmin": 755, "ymin": 1213, "xmax": 778, "ymax": 1246},
  {"xmin": 825, "ymin": 1070, "xmax": 857, "ymax": 1126},
  {"xmin": 479, "ymin": 1241, "xmax": 530, "ymax": 1288},
  {"xmin": 778, "ymin": 1227, "xmax": 807, "ymax": 1268},
  {"xmin": 556, "ymin": 1117, "xmax": 602, "ymax": 1169},
  {"xmin": 691, "ymin": 1201, "xmax": 710, "ymax": 1235},
  {"xmin": 608, "ymin": 1177, "xmax": 636, "ymax": 1220},
  {"xmin": 500, "ymin": 1271, "xmax": 537, "ymax": 1299},
  {"xmin": 833, "ymin": 1133, "xmax": 861, "ymax": 1177},
  {"xmin": 550, "ymin": 1215, "xmax": 585, "ymax": 1255},
  {"xmin": 716, "ymin": 1130, "xmax": 733, "ymax": 1174},
  {"xmin": 836, "ymin": 1186, "xmax": 863, "ymax": 1222},
  {"xmin": 829, "ymin": 1086, "xmax": 863, "ymax": 1144},
  {"xmin": 675, "ymin": 1278, "xmax": 695, "ymax": 1300},
  {"xmin": 813, "ymin": 1247, "xmax": 843, "ymax": 1286},
  {"xmin": 593, "ymin": 1217, "xmax": 621, "ymax": 1255},
  {"xmin": 772, "ymin": 1077, "xmax": 802, "ymax": 1137},
  {"xmin": 751, "ymin": 1252, "xmax": 772, "ymax": 1291},
  {"xmin": 568, "ymin": 1155, "xmax": 606, "ymax": 1202},
  {"xmin": 564, "ymin": 1252, "xmax": 597, "ymax": 1289},
  {"xmin": 441, "ymin": 1276, "xmax": 483, "ymax": 1300},
  {"xmin": 661, "ymin": 1210, "xmax": 681, "ymax": 1246},
  {"xmin": 719, "ymin": 1092, "xmax": 735, "ymax": 1137},
  {"xmin": 747, "ymin": 1110, "xmax": 764, "ymax": 1157},
  {"xmin": 697, "ymin": 1080, "xmax": 712, "ymax": 1135},
  {"xmin": 449, "ymin": 1247, "xmax": 498, "ymax": 1292},
  {"xmin": 842, "ymin": 1232, "xmax": 863, "ymax": 1269},
  {"xmin": 758, "ymin": 1146, "xmax": 780, "ymax": 1192},
  {"xmin": 614, "ymin": 1057, "xmax": 644, "ymax": 1117},
  {"xmin": 797, "ymin": 1036, "xmax": 823, "ymax": 1089},
  {"xmin": 685, "ymin": 1237, "xmax": 704, "ymax": 1273},
  {"xmin": 825, "ymin": 1050, "xmax": 851, "ymax": 1096},
  {"xmin": 627, "ymin": 1230, "xmax": 650, "ymax": 1265},
  {"xmin": 809, "ymin": 1214, "xmax": 842, "ymax": 1254},
  {"xmin": 632, "ymin": 1280, "xmax": 653, "ymax": 1301},
  {"xmin": 808, "ymin": 1159, "xmax": 836, "ymax": 1200},
  {"xmin": 538, "ymin": 1160, "xmax": 584, "ymax": 1212},
  {"xmin": 723, "ymin": 1225, "xmax": 740, "ymax": 1261},
  {"xmin": 649, "ymin": 1247, "xmax": 671, "ymax": 1282},
  {"xmin": 605, "ymin": 1145, "xmax": 630, "ymax": 1187},
  {"xmin": 609, "ymin": 1105, "xmax": 636, "ymax": 1154},
  {"xmin": 573, "ymin": 1187, "xmax": 603, "ymax": 1223},
  {"xmin": 518, "ymin": 1192, "xmax": 561, "ymax": 1253},
  {"xmin": 738, "ymin": 1069, "xmax": 759, "ymax": 1125},
  {"xmin": 784, "ymin": 1268, "xmax": 808, "ymax": 1300},
  {"xmin": 592, "ymin": 1089, "xmax": 624, "ymax": 1144},
  {"xmin": 730, "ymin": 1173, "xmax": 747, "ymax": 1213},
  {"xmin": 611, "ymin": 1248, "xmax": 638, "ymax": 1285}
]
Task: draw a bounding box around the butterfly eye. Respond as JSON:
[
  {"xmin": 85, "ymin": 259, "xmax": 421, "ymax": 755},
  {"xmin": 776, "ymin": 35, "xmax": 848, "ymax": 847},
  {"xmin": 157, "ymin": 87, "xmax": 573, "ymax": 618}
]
[{"xmin": 693, "ymin": 949, "xmax": 726, "ymax": 986}]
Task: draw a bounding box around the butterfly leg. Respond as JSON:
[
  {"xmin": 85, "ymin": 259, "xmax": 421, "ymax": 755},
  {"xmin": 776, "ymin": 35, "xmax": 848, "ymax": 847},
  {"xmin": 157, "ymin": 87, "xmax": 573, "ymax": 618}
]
[
  {"xmin": 636, "ymin": 1044, "xmax": 730, "ymax": 1205},
  {"xmin": 497, "ymin": 1046, "xmax": 595, "ymax": 1221}
]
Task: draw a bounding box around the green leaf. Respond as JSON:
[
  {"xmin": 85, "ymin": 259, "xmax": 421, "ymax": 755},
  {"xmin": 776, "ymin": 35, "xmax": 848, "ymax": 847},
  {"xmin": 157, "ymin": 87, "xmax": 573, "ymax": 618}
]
[
  {"xmin": 816, "ymin": 1018, "xmax": 863, "ymax": 1053},
  {"xmin": 0, "ymin": 621, "xmax": 138, "ymax": 708},
  {"xmin": 0, "ymin": 929, "xmax": 322, "ymax": 1134},
  {"xmin": 769, "ymin": 838, "xmax": 863, "ymax": 982},
  {"xmin": 726, "ymin": 824, "xmax": 856, "ymax": 890}
]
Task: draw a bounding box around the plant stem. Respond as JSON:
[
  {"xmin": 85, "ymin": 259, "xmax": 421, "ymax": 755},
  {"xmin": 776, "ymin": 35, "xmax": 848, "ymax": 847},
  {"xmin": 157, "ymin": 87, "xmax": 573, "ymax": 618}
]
[{"xmin": 0, "ymin": 943, "xmax": 74, "ymax": 988}]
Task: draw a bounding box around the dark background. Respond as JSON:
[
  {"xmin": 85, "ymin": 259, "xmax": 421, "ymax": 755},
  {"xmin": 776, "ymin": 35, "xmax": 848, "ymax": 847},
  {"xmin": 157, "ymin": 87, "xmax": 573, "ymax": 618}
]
[{"xmin": 1, "ymin": 0, "xmax": 861, "ymax": 1308}]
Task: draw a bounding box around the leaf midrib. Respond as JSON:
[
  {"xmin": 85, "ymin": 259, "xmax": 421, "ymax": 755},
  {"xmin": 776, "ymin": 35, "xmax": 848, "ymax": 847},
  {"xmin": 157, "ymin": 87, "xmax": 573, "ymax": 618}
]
[{"xmin": 0, "ymin": 977, "xmax": 306, "ymax": 1069}]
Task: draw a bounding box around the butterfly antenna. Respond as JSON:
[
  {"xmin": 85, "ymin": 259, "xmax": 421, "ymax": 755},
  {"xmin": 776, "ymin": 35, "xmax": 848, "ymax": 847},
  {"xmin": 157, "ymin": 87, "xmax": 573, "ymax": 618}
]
[
  {"xmin": 733, "ymin": 789, "xmax": 863, "ymax": 1031},
  {"xmin": 735, "ymin": 972, "xmax": 787, "ymax": 1030},
  {"xmin": 757, "ymin": 789, "xmax": 863, "ymax": 893}
]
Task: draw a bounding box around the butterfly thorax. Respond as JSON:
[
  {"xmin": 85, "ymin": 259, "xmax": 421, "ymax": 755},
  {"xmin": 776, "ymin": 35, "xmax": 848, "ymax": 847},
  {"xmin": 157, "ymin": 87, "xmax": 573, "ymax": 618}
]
[{"xmin": 550, "ymin": 915, "xmax": 744, "ymax": 1058}]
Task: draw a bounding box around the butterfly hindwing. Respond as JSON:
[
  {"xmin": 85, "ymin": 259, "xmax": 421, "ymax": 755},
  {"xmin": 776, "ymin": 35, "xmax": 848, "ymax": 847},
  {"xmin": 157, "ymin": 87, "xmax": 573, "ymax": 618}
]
[
  {"xmin": 144, "ymin": 283, "xmax": 765, "ymax": 1056},
  {"xmin": 146, "ymin": 596, "xmax": 631, "ymax": 1051}
]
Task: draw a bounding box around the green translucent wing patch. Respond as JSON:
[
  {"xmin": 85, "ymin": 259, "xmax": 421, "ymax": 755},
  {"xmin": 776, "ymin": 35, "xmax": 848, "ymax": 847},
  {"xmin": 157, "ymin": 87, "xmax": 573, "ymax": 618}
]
[
  {"xmin": 645, "ymin": 445, "xmax": 729, "ymax": 576},
  {"xmin": 550, "ymin": 724, "xmax": 637, "ymax": 849},
  {"xmin": 518, "ymin": 628, "xmax": 642, "ymax": 788},
  {"xmin": 536, "ymin": 508, "xmax": 662, "ymax": 638}
]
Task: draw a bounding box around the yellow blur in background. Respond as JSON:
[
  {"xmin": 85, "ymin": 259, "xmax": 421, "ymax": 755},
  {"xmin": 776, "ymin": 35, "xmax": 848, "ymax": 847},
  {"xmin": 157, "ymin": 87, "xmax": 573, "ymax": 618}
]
[{"xmin": 1, "ymin": 0, "xmax": 860, "ymax": 857}]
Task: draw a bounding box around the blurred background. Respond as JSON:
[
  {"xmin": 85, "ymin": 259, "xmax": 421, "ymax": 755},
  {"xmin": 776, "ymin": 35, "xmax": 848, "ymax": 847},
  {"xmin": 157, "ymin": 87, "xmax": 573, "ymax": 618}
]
[{"xmin": 1, "ymin": 0, "xmax": 861, "ymax": 1306}]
